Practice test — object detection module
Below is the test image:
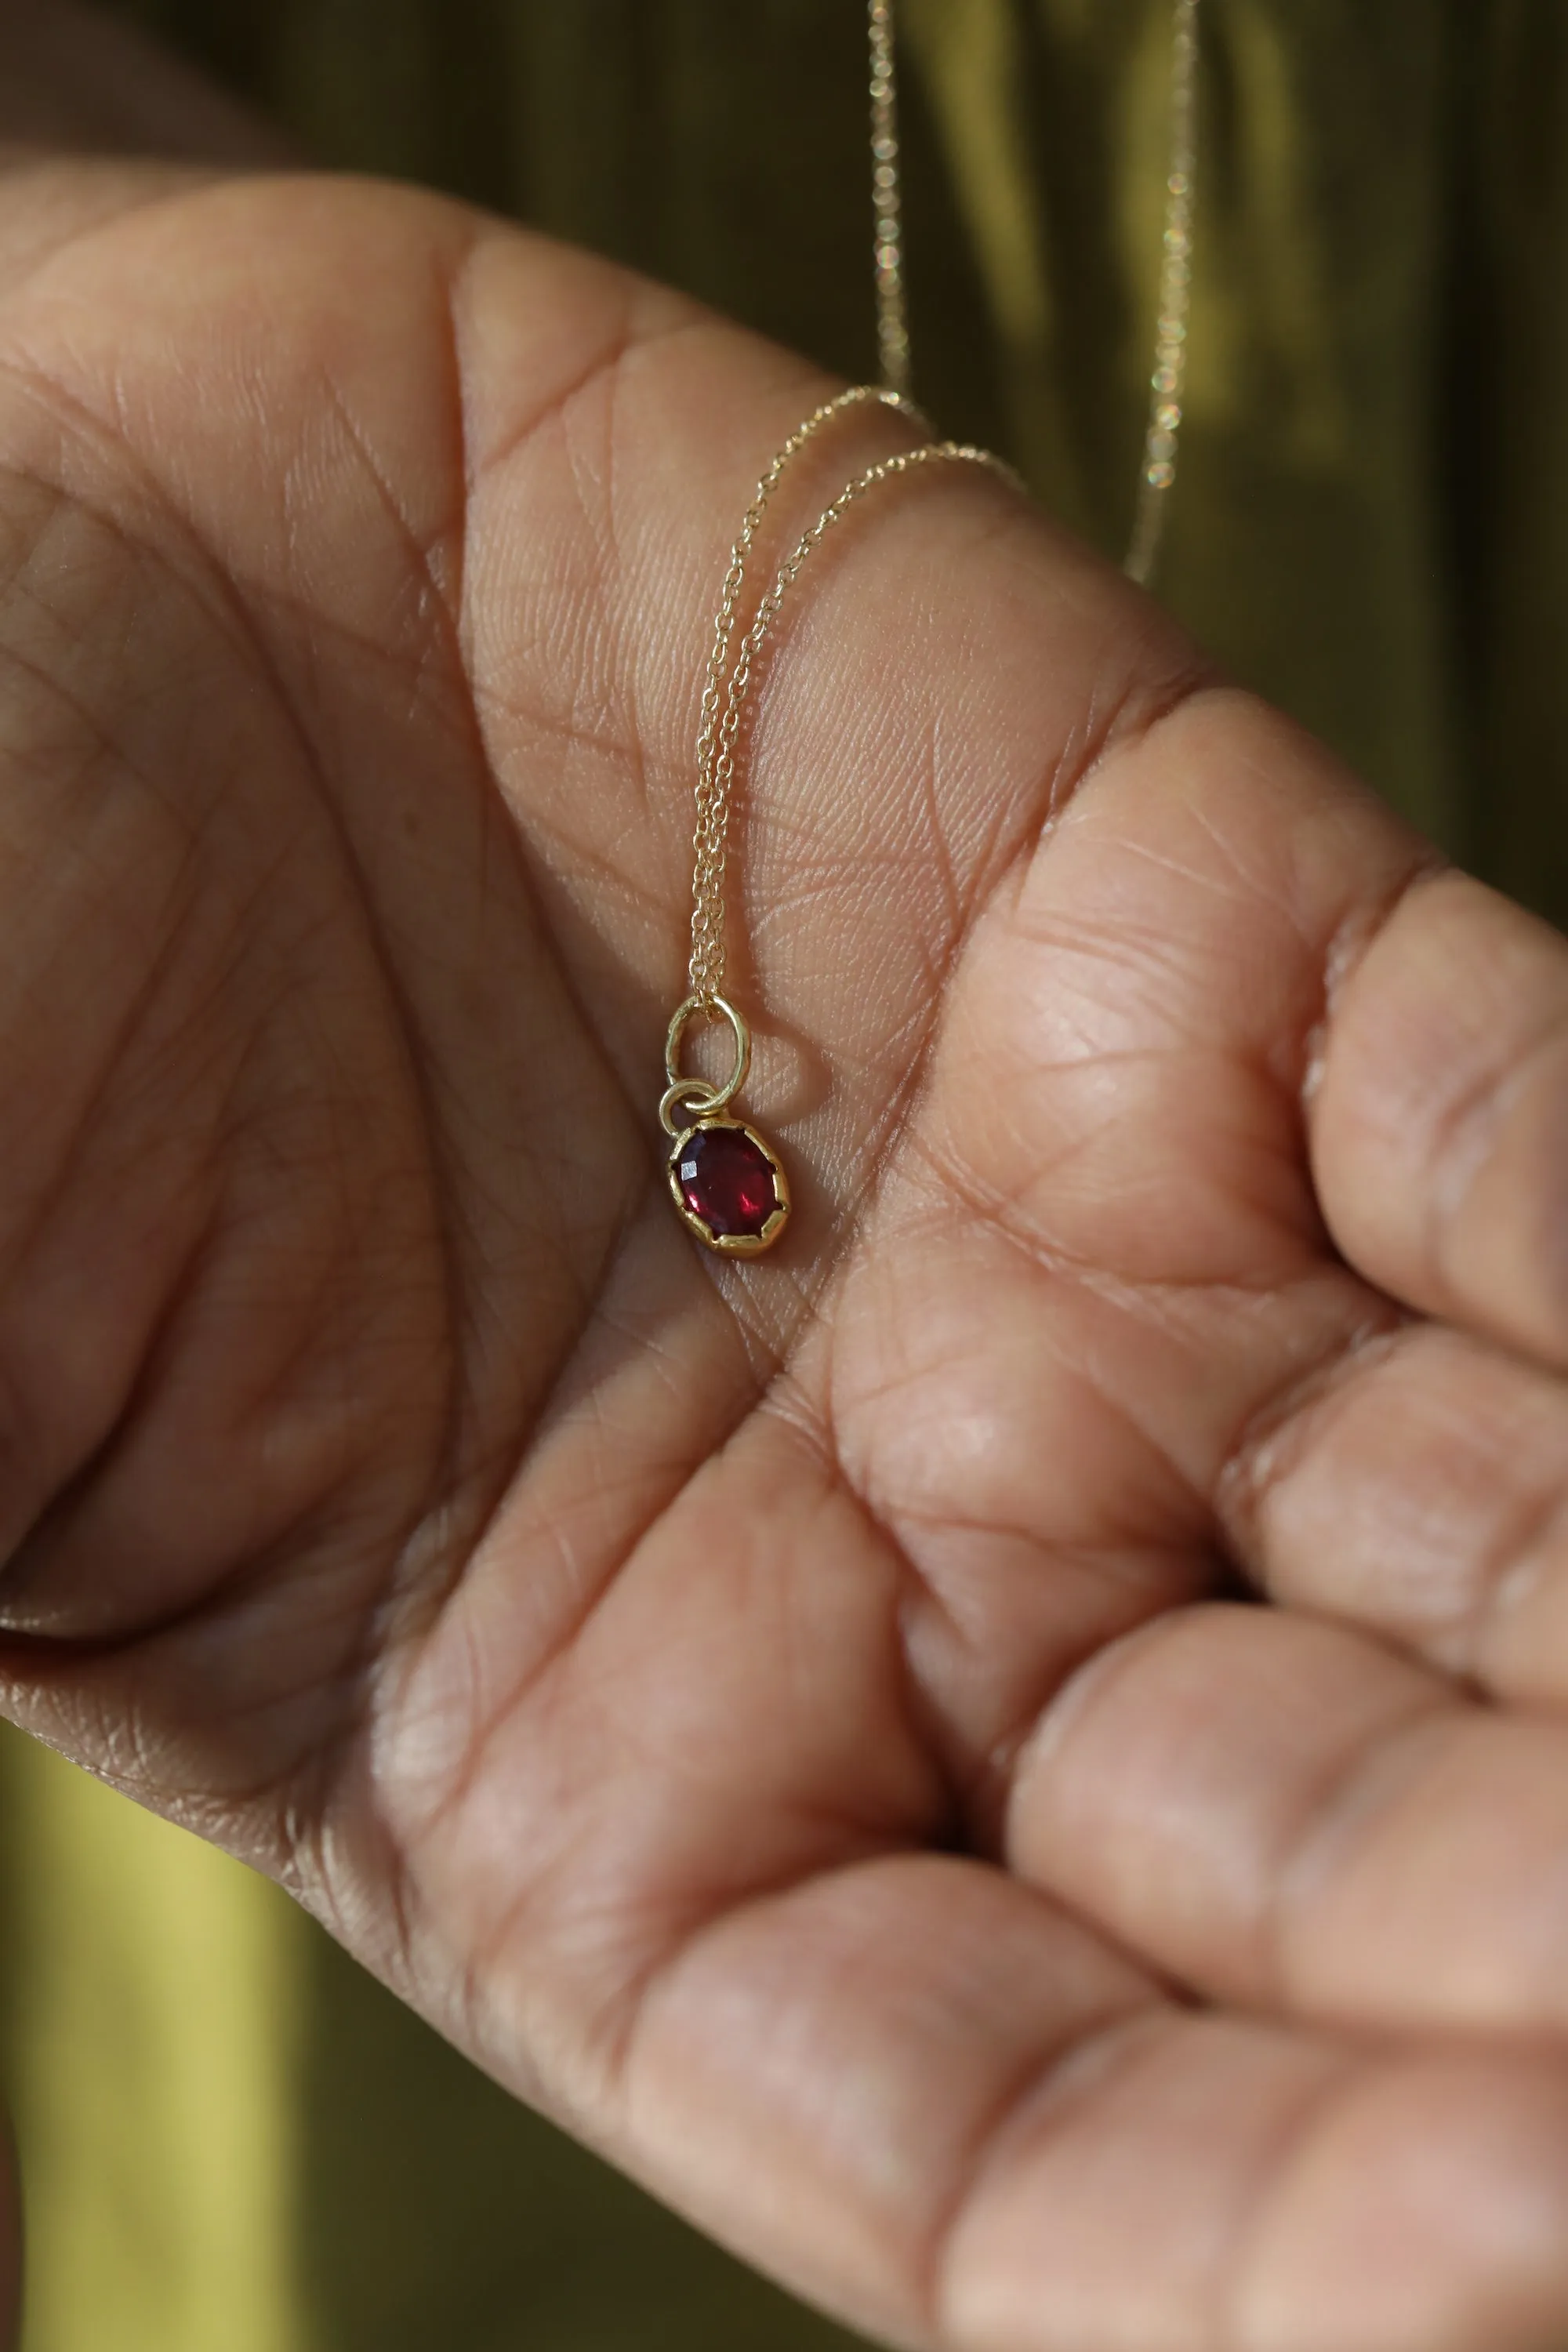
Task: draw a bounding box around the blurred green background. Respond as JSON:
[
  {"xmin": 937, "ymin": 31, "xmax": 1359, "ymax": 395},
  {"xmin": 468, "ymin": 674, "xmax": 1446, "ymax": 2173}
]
[{"xmin": 5, "ymin": 4, "xmax": 1568, "ymax": 2347}]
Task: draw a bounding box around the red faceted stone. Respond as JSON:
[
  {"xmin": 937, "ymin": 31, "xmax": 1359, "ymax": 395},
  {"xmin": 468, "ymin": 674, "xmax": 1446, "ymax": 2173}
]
[{"xmin": 675, "ymin": 1120, "xmax": 781, "ymax": 1241}]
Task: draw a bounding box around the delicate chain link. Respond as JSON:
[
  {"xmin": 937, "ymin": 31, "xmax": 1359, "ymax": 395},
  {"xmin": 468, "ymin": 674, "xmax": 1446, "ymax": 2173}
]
[
  {"xmin": 868, "ymin": 0, "xmax": 911, "ymax": 399},
  {"xmin": 690, "ymin": 428, "xmax": 1014, "ymax": 997},
  {"xmin": 690, "ymin": 383, "xmax": 923, "ymax": 996}
]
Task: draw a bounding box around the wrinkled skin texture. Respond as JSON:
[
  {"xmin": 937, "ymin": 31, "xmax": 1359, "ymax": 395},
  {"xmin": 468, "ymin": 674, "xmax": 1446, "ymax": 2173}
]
[{"xmin": 4, "ymin": 155, "xmax": 1568, "ymax": 2352}]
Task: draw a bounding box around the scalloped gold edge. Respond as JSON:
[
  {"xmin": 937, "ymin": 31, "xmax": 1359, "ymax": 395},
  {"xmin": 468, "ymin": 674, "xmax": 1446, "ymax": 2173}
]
[{"xmin": 667, "ymin": 1117, "xmax": 791, "ymax": 1257}]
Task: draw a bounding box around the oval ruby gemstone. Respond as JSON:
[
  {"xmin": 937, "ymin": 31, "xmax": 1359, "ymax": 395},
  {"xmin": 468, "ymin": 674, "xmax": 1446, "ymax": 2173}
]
[{"xmin": 676, "ymin": 1122, "xmax": 781, "ymax": 1241}]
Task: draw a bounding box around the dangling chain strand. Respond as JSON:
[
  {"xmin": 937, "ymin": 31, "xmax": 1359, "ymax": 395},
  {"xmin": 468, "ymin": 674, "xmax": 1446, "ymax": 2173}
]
[
  {"xmin": 691, "ymin": 430, "xmax": 1012, "ymax": 996},
  {"xmin": 866, "ymin": 0, "xmax": 1202, "ymax": 586},
  {"xmin": 664, "ymin": 6, "xmax": 1201, "ymax": 1254},
  {"xmin": 688, "ymin": 383, "xmax": 922, "ymax": 1001},
  {"xmin": 868, "ymin": 0, "xmax": 911, "ymax": 398},
  {"xmin": 670, "ymin": 395, "xmax": 1011, "ymax": 1254},
  {"xmin": 1126, "ymin": 0, "xmax": 1202, "ymax": 586}
]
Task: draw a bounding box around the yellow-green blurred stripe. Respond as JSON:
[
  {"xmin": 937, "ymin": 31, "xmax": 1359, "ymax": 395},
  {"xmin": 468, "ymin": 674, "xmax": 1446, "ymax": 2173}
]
[{"xmin": 0, "ymin": 1733, "xmax": 310, "ymax": 2352}]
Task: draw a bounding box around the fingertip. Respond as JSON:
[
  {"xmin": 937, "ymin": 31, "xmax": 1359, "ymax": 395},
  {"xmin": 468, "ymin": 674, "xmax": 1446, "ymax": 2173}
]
[
  {"xmin": 1232, "ymin": 2050, "xmax": 1568, "ymax": 2352},
  {"xmin": 1314, "ymin": 869, "xmax": 1568, "ymax": 1367}
]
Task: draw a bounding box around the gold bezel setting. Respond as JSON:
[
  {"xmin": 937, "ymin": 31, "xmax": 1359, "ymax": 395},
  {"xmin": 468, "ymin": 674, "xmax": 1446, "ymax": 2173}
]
[{"xmin": 668, "ymin": 1116, "xmax": 791, "ymax": 1257}]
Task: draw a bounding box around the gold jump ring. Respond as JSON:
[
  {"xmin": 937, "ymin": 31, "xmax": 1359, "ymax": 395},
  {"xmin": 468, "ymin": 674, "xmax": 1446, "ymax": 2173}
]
[
  {"xmin": 659, "ymin": 1079, "xmax": 719, "ymax": 1138},
  {"xmin": 663, "ymin": 993, "xmax": 752, "ymax": 1116}
]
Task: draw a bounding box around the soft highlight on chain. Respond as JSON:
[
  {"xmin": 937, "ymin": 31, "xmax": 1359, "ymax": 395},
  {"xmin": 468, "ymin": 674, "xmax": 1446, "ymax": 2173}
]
[
  {"xmin": 1126, "ymin": 0, "xmax": 1201, "ymax": 586},
  {"xmin": 868, "ymin": 0, "xmax": 910, "ymax": 399},
  {"xmin": 868, "ymin": 0, "xmax": 1201, "ymax": 586}
]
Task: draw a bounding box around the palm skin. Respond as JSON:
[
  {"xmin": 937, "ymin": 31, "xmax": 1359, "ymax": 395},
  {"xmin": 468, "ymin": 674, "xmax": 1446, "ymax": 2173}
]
[{"xmin": 4, "ymin": 153, "xmax": 1568, "ymax": 2351}]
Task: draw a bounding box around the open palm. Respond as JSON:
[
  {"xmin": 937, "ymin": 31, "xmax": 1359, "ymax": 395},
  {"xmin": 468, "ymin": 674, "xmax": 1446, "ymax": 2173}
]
[{"xmin": 2, "ymin": 159, "xmax": 1568, "ymax": 2352}]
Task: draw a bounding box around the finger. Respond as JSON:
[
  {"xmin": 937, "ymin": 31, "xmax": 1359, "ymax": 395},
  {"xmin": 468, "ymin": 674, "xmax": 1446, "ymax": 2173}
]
[
  {"xmin": 1223, "ymin": 1320, "xmax": 1568, "ymax": 1706},
  {"xmin": 1009, "ymin": 1602, "xmax": 1568, "ymax": 2038},
  {"xmin": 392, "ymin": 1396, "xmax": 1568, "ymax": 2351},
  {"xmin": 622, "ymin": 1855, "xmax": 1568, "ymax": 2352},
  {"xmin": 1313, "ymin": 868, "xmax": 1568, "ymax": 1368},
  {"xmin": 620, "ymin": 1854, "xmax": 1157, "ymax": 2344},
  {"xmin": 946, "ymin": 2019, "xmax": 1568, "ymax": 2352}
]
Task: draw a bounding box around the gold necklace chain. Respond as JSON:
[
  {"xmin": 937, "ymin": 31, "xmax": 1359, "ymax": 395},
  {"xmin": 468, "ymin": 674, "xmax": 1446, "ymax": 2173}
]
[
  {"xmin": 870, "ymin": 0, "xmax": 1201, "ymax": 586},
  {"xmin": 661, "ymin": 3, "xmax": 1200, "ymax": 1254},
  {"xmin": 664, "ymin": 392, "xmax": 1011, "ymax": 1254},
  {"xmin": 685, "ymin": 385, "xmax": 1011, "ymax": 1006},
  {"xmin": 686, "ymin": 383, "xmax": 913, "ymax": 1006}
]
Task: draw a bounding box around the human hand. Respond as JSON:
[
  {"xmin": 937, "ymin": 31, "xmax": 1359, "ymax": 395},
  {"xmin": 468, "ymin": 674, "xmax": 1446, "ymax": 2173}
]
[{"xmin": 2, "ymin": 160, "xmax": 1568, "ymax": 2352}]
